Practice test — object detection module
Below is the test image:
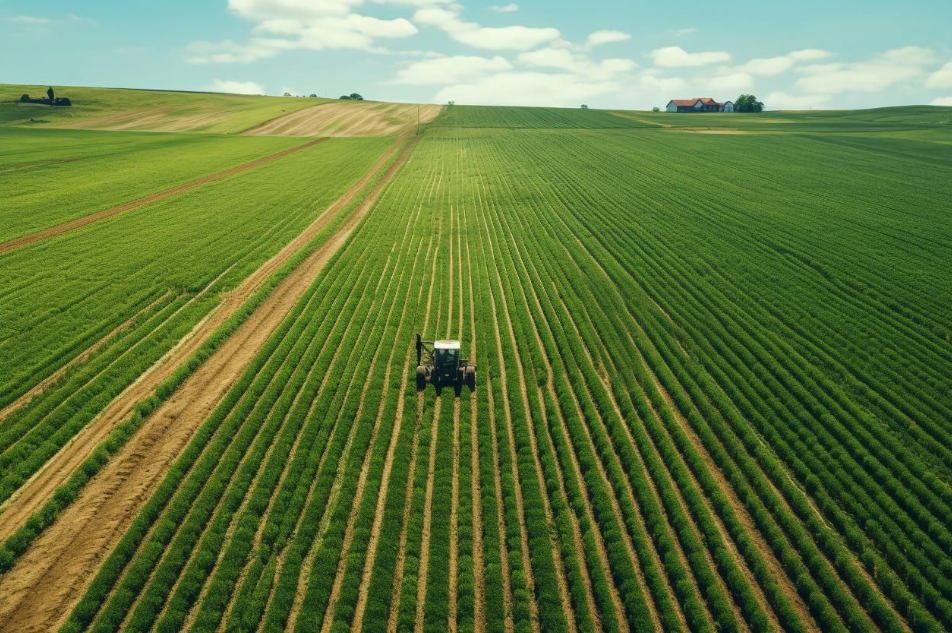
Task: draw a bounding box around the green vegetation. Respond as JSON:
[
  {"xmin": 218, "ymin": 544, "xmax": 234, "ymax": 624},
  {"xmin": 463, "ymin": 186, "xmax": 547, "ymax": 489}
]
[
  {"xmin": 0, "ymin": 84, "xmax": 328, "ymax": 133},
  {"xmin": 431, "ymin": 104, "xmax": 651, "ymax": 129},
  {"xmin": 53, "ymin": 104, "xmax": 952, "ymax": 633},
  {"xmin": 0, "ymin": 133, "xmax": 391, "ymax": 512},
  {"xmin": 0, "ymin": 127, "xmax": 303, "ymax": 240},
  {"xmin": 0, "ymin": 91, "xmax": 950, "ymax": 633}
]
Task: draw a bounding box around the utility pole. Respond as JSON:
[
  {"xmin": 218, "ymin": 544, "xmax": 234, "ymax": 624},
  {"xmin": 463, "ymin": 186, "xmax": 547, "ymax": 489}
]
[{"xmin": 417, "ymin": 105, "xmax": 420, "ymax": 136}]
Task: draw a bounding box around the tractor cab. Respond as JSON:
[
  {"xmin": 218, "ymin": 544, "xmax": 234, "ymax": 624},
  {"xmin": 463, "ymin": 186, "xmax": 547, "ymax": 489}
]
[
  {"xmin": 433, "ymin": 341, "xmax": 461, "ymax": 378},
  {"xmin": 416, "ymin": 334, "xmax": 476, "ymax": 393}
]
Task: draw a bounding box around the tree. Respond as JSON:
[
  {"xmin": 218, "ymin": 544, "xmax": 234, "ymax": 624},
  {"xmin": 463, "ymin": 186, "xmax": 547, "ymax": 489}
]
[
  {"xmin": 580, "ymin": 104, "xmax": 589, "ymax": 109},
  {"xmin": 652, "ymin": 106, "xmax": 661, "ymax": 112},
  {"xmin": 735, "ymin": 94, "xmax": 764, "ymax": 113},
  {"xmin": 309, "ymin": 93, "xmax": 318, "ymax": 98},
  {"xmin": 283, "ymin": 91, "xmax": 292, "ymax": 97},
  {"xmin": 349, "ymin": 93, "xmax": 364, "ymax": 100}
]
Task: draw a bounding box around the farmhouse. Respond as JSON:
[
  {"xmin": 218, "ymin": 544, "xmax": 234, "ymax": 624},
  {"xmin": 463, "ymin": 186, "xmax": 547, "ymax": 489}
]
[{"xmin": 666, "ymin": 98, "xmax": 734, "ymax": 113}]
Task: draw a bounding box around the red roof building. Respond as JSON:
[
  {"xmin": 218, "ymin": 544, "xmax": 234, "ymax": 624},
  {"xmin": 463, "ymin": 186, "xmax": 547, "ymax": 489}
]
[{"xmin": 665, "ymin": 98, "xmax": 734, "ymax": 113}]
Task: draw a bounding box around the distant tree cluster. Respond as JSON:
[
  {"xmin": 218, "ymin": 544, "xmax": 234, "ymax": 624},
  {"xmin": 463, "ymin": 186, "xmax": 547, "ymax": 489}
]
[
  {"xmin": 735, "ymin": 94, "xmax": 764, "ymax": 113},
  {"xmin": 652, "ymin": 106, "xmax": 661, "ymax": 112},
  {"xmin": 580, "ymin": 104, "xmax": 589, "ymax": 109},
  {"xmin": 339, "ymin": 93, "xmax": 364, "ymax": 100}
]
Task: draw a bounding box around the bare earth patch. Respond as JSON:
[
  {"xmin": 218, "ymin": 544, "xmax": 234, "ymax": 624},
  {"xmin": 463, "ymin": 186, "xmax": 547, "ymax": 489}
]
[{"xmin": 245, "ymin": 102, "xmax": 442, "ymax": 137}]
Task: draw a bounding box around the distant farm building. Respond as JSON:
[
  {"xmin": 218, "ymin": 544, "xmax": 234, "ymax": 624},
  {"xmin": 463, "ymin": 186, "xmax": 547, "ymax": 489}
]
[{"xmin": 666, "ymin": 98, "xmax": 734, "ymax": 113}]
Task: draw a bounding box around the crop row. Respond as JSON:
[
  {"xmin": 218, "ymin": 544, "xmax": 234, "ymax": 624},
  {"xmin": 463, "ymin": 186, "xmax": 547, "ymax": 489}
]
[{"xmin": 0, "ymin": 137, "xmax": 391, "ymax": 516}]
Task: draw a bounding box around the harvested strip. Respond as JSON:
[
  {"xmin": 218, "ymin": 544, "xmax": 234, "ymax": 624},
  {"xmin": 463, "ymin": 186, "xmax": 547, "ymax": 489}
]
[
  {"xmin": 0, "ymin": 135, "xmax": 416, "ymax": 633},
  {"xmin": 0, "ymin": 138, "xmax": 328, "ymax": 255}
]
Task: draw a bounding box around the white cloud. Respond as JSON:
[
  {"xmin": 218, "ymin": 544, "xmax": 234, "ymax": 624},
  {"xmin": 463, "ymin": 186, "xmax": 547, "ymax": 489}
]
[
  {"xmin": 490, "ymin": 3, "xmax": 519, "ymax": 12},
  {"xmin": 6, "ymin": 15, "xmax": 52, "ymax": 24},
  {"xmin": 706, "ymin": 71, "xmax": 753, "ymax": 93},
  {"xmin": 434, "ymin": 71, "xmax": 620, "ymax": 107},
  {"xmin": 414, "ymin": 5, "xmax": 559, "ymax": 50},
  {"xmin": 794, "ymin": 47, "xmax": 934, "ymax": 94},
  {"xmin": 930, "ymin": 96, "xmax": 952, "ymax": 106},
  {"xmin": 585, "ymin": 30, "xmax": 630, "ymax": 47},
  {"xmin": 188, "ymin": 0, "xmax": 423, "ymax": 62},
  {"xmin": 517, "ymin": 47, "xmax": 635, "ymax": 81},
  {"xmin": 927, "ymin": 61, "xmax": 952, "ymax": 89},
  {"xmin": 638, "ymin": 72, "xmax": 687, "ymax": 95},
  {"xmin": 740, "ymin": 50, "xmax": 830, "ymax": 77},
  {"xmin": 651, "ymin": 46, "xmax": 731, "ymax": 68},
  {"xmin": 881, "ymin": 46, "xmax": 936, "ymax": 65},
  {"xmin": 788, "ymin": 49, "xmax": 831, "ymax": 62},
  {"xmin": 207, "ymin": 79, "xmax": 265, "ymax": 94},
  {"xmin": 764, "ymin": 91, "xmax": 830, "ymax": 110},
  {"xmin": 394, "ymin": 55, "xmax": 512, "ymax": 84},
  {"xmin": 670, "ymin": 27, "xmax": 696, "ymax": 37}
]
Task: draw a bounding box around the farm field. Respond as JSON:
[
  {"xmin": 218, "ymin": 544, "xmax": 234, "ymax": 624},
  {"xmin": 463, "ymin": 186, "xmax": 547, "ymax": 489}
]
[
  {"xmin": 1, "ymin": 84, "xmax": 328, "ymax": 133},
  {"xmin": 1, "ymin": 98, "xmax": 951, "ymax": 633}
]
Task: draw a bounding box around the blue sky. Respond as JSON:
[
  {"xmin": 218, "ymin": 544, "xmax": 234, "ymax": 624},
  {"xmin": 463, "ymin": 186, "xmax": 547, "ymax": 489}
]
[{"xmin": 2, "ymin": 0, "xmax": 952, "ymax": 109}]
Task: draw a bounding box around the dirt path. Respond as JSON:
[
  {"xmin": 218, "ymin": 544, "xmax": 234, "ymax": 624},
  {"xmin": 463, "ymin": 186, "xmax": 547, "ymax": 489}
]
[
  {"xmin": 0, "ymin": 135, "xmax": 414, "ymax": 633},
  {"xmin": 0, "ymin": 137, "xmax": 328, "ymax": 255}
]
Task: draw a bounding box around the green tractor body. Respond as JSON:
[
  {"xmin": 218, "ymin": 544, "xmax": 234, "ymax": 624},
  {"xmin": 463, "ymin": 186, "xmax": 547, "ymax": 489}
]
[{"xmin": 416, "ymin": 334, "xmax": 476, "ymax": 392}]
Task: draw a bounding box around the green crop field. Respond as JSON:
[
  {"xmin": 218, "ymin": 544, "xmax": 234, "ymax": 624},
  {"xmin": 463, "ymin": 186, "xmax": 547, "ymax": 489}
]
[{"xmin": 1, "ymin": 95, "xmax": 951, "ymax": 633}]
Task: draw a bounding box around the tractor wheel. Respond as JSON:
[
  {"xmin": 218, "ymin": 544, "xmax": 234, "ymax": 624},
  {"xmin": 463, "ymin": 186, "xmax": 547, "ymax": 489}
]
[
  {"xmin": 416, "ymin": 366, "xmax": 426, "ymax": 391},
  {"xmin": 465, "ymin": 366, "xmax": 476, "ymax": 390}
]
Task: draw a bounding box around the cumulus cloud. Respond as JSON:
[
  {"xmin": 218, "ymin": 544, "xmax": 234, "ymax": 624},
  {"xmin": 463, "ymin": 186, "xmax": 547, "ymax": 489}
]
[
  {"xmin": 434, "ymin": 71, "xmax": 621, "ymax": 107},
  {"xmin": 764, "ymin": 91, "xmax": 830, "ymax": 110},
  {"xmin": 489, "ymin": 3, "xmax": 519, "ymax": 12},
  {"xmin": 794, "ymin": 47, "xmax": 934, "ymax": 94},
  {"xmin": 394, "ymin": 54, "xmax": 512, "ymax": 84},
  {"xmin": 585, "ymin": 30, "xmax": 630, "ymax": 47},
  {"xmin": 741, "ymin": 49, "xmax": 831, "ymax": 76},
  {"xmin": 706, "ymin": 71, "xmax": 753, "ymax": 93},
  {"xmin": 408, "ymin": 37, "xmax": 636, "ymax": 107},
  {"xmin": 187, "ymin": 0, "xmax": 423, "ymax": 62},
  {"xmin": 927, "ymin": 61, "xmax": 952, "ymax": 89},
  {"xmin": 413, "ymin": 5, "xmax": 559, "ymax": 50},
  {"xmin": 207, "ymin": 79, "xmax": 265, "ymax": 94},
  {"xmin": 931, "ymin": 96, "xmax": 952, "ymax": 106},
  {"xmin": 650, "ymin": 46, "xmax": 730, "ymax": 68}
]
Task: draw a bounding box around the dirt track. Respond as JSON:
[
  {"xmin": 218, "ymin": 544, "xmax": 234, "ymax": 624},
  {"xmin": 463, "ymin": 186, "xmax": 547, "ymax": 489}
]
[
  {"xmin": 0, "ymin": 137, "xmax": 327, "ymax": 255},
  {"xmin": 0, "ymin": 135, "xmax": 415, "ymax": 633}
]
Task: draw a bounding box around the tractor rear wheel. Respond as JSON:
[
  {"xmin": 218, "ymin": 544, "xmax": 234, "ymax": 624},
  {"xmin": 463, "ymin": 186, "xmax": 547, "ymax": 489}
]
[
  {"xmin": 465, "ymin": 365, "xmax": 476, "ymax": 390},
  {"xmin": 416, "ymin": 366, "xmax": 427, "ymax": 391}
]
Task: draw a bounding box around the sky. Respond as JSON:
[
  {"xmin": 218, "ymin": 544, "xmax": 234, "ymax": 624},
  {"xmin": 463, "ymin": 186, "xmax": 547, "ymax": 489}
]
[{"xmin": 2, "ymin": 0, "xmax": 952, "ymax": 110}]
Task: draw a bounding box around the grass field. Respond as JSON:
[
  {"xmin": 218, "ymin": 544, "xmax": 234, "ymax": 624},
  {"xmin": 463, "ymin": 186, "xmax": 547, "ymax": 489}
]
[{"xmin": 1, "ymin": 97, "xmax": 951, "ymax": 633}]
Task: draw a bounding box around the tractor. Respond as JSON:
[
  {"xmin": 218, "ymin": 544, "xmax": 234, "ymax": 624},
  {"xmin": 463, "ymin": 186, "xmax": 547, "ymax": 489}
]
[{"xmin": 415, "ymin": 334, "xmax": 476, "ymax": 393}]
